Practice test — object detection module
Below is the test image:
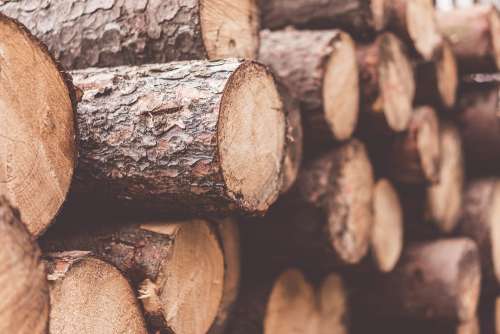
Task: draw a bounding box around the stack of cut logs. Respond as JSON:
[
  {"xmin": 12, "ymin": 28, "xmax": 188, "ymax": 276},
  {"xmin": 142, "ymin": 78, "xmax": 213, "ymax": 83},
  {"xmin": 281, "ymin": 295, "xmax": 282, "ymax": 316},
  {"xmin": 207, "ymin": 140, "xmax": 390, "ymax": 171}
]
[{"xmin": 0, "ymin": 0, "xmax": 499, "ymax": 333}]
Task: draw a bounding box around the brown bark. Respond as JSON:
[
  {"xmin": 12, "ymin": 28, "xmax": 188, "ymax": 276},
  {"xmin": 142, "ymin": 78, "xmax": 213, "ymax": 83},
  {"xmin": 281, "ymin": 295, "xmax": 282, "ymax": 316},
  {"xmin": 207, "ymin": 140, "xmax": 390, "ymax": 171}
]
[
  {"xmin": 259, "ymin": 29, "xmax": 359, "ymax": 144},
  {"xmin": 455, "ymin": 74, "xmax": 500, "ymax": 177},
  {"xmin": 437, "ymin": 5, "xmax": 500, "ymax": 73},
  {"xmin": 415, "ymin": 40, "xmax": 458, "ymax": 110},
  {"xmin": 386, "ymin": 0, "xmax": 443, "ymax": 60},
  {"xmin": 41, "ymin": 219, "xmax": 225, "ymax": 334},
  {"xmin": 458, "ymin": 179, "xmax": 500, "ymax": 292},
  {"xmin": 260, "ymin": 0, "xmax": 387, "ymax": 37},
  {"xmin": 71, "ymin": 60, "xmax": 286, "ymax": 216},
  {"xmin": 45, "ymin": 252, "xmax": 147, "ymax": 334},
  {"xmin": 352, "ymin": 238, "xmax": 481, "ymax": 323},
  {"xmin": 0, "ymin": 13, "xmax": 76, "ymax": 237},
  {"xmin": 0, "ymin": 0, "xmax": 259, "ymax": 69},
  {"xmin": 0, "ymin": 197, "xmax": 49, "ymax": 334},
  {"xmin": 357, "ymin": 32, "xmax": 415, "ymax": 133}
]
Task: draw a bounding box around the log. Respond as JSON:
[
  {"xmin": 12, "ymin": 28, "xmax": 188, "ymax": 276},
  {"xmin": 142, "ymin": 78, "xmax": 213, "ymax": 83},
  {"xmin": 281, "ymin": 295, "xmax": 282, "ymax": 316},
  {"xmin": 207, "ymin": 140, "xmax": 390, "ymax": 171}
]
[
  {"xmin": 259, "ymin": 29, "xmax": 359, "ymax": 143},
  {"xmin": 0, "ymin": 13, "xmax": 76, "ymax": 237},
  {"xmin": 41, "ymin": 219, "xmax": 225, "ymax": 334},
  {"xmin": 455, "ymin": 74, "xmax": 500, "ymax": 176},
  {"xmin": 437, "ymin": 5, "xmax": 500, "ymax": 73},
  {"xmin": 316, "ymin": 274, "xmax": 349, "ymax": 334},
  {"xmin": 225, "ymin": 268, "xmax": 318, "ymax": 334},
  {"xmin": 458, "ymin": 179, "xmax": 500, "ymax": 292},
  {"xmin": 0, "ymin": 197, "xmax": 49, "ymax": 334},
  {"xmin": 354, "ymin": 317, "xmax": 480, "ymax": 334},
  {"xmin": 386, "ymin": 0, "xmax": 443, "ymax": 60},
  {"xmin": 260, "ymin": 0, "xmax": 387, "ymax": 36},
  {"xmin": 45, "ymin": 252, "xmax": 147, "ymax": 334},
  {"xmin": 353, "ymin": 238, "xmax": 481, "ymax": 323},
  {"xmin": 0, "ymin": 0, "xmax": 260, "ymax": 69},
  {"xmin": 357, "ymin": 32, "xmax": 415, "ymax": 133},
  {"xmin": 415, "ymin": 40, "xmax": 458, "ymax": 110},
  {"xmin": 371, "ymin": 179, "xmax": 403, "ymax": 272},
  {"xmin": 71, "ymin": 60, "xmax": 286, "ymax": 216}
]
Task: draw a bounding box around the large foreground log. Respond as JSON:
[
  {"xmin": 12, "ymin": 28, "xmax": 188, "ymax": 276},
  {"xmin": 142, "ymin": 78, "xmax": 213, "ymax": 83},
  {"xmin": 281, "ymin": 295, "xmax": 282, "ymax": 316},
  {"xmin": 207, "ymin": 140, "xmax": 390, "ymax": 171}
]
[
  {"xmin": 437, "ymin": 5, "xmax": 500, "ymax": 73},
  {"xmin": 0, "ymin": 14, "xmax": 76, "ymax": 237},
  {"xmin": 357, "ymin": 32, "xmax": 415, "ymax": 133},
  {"xmin": 71, "ymin": 60, "xmax": 286, "ymax": 215},
  {"xmin": 0, "ymin": 197, "xmax": 49, "ymax": 333},
  {"xmin": 42, "ymin": 219, "xmax": 225, "ymax": 334},
  {"xmin": 259, "ymin": 29, "xmax": 359, "ymax": 143},
  {"xmin": 45, "ymin": 252, "xmax": 147, "ymax": 334},
  {"xmin": 0, "ymin": 0, "xmax": 259, "ymax": 69}
]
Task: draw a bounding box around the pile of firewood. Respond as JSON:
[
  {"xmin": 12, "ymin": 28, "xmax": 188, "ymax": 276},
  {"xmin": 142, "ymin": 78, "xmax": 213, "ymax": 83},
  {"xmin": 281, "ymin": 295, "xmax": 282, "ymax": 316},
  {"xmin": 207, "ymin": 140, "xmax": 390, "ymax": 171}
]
[{"xmin": 0, "ymin": 0, "xmax": 499, "ymax": 333}]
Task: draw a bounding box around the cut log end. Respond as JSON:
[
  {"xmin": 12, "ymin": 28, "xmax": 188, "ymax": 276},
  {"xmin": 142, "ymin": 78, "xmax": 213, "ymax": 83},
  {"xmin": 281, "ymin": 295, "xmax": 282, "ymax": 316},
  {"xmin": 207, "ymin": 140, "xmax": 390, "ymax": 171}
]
[
  {"xmin": 219, "ymin": 61, "xmax": 285, "ymax": 213},
  {"xmin": 46, "ymin": 254, "xmax": 147, "ymax": 334},
  {"xmin": 406, "ymin": 0, "xmax": 442, "ymax": 60},
  {"xmin": 415, "ymin": 107, "xmax": 441, "ymax": 183},
  {"xmin": 490, "ymin": 181, "xmax": 500, "ymax": 285},
  {"xmin": 426, "ymin": 124, "xmax": 464, "ymax": 233},
  {"xmin": 263, "ymin": 269, "xmax": 316, "ymax": 334},
  {"xmin": 456, "ymin": 242, "xmax": 482, "ymax": 322},
  {"xmin": 200, "ymin": 0, "xmax": 259, "ymax": 60},
  {"xmin": 0, "ymin": 14, "xmax": 75, "ymax": 236},
  {"xmin": 140, "ymin": 220, "xmax": 224, "ymax": 334},
  {"xmin": 437, "ymin": 41, "xmax": 459, "ymax": 109},
  {"xmin": 372, "ymin": 179, "xmax": 403, "ymax": 273},
  {"xmin": 317, "ymin": 274, "xmax": 348, "ymax": 334},
  {"xmin": 379, "ymin": 33, "xmax": 415, "ymax": 131},
  {"xmin": 490, "ymin": 8, "xmax": 500, "ymax": 70},
  {"xmin": 323, "ymin": 31, "xmax": 359, "ymax": 141},
  {"xmin": 371, "ymin": 0, "xmax": 388, "ymax": 31}
]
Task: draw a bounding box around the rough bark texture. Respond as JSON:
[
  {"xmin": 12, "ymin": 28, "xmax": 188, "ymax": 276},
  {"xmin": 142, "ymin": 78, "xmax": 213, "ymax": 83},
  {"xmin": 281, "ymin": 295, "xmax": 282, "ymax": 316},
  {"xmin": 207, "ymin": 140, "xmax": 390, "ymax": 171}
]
[
  {"xmin": 0, "ymin": 0, "xmax": 260, "ymax": 69},
  {"xmin": 0, "ymin": 197, "xmax": 49, "ymax": 334},
  {"xmin": 259, "ymin": 29, "xmax": 359, "ymax": 144},
  {"xmin": 260, "ymin": 0, "xmax": 387, "ymax": 38},
  {"xmin": 0, "ymin": 13, "xmax": 77, "ymax": 237},
  {"xmin": 71, "ymin": 60, "xmax": 285, "ymax": 216},
  {"xmin": 45, "ymin": 252, "xmax": 148, "ymax": 334},
  {"xmin": 41, "ymin": 219, "xmax": 225, "ymax": 334},
  {"xmin": 357, "ymin": 32, "xmax": 415, "ymax": 134},
  {"xmin": 437, "ymin": 5, "xmax": 500, "ymax": 73},
  {"xmin": 351, "ymin": 238, "xmax": 481, "ymax": 323},
  {"xmin": 455, "ymin": 74, "xmax": 500, "ymax": 177}
]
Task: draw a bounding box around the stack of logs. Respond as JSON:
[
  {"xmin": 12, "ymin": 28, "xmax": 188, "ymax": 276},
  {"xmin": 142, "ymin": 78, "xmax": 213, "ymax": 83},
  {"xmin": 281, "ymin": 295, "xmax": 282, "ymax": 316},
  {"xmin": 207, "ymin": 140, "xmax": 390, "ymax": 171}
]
[{"xmin": 0, "ymin": 0, "xmax": 499, "ymax": 333}]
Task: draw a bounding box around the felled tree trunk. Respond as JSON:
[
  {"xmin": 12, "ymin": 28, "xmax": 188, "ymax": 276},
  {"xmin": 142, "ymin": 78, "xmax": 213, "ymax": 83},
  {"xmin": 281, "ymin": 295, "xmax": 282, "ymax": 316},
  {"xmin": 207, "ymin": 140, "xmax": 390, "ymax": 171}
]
[
  {"xmin": 357, "ymin": 32, "xmax": 415, "ymax": 133},
  {"xmin": 0, "ymin": 0, "xmax": 260, "ymax": 69},
  {"xmin": 41, "ymin": 219, "xmax": 225, "ymax": 334},
  {"xmin": 0, "ymin": 197, "xmax": 49, "ymax": 334},
  {"xmin": 0, "ymin": 14, "xmax": 76, "ymax": 237},
  {"xmin": 437, "ymin": 5, "xmax": 500, "ymax": 73},
  {"xmin": 71, "ymin": 60, "xmax": 286, "ymax": 216},
  {"xmin": 259, "ymin": 29, "xmax": 359, "ymax": 144},
  {"xmin": 45, "ymin": 252, "xmax": 147, "ymax": 334}
]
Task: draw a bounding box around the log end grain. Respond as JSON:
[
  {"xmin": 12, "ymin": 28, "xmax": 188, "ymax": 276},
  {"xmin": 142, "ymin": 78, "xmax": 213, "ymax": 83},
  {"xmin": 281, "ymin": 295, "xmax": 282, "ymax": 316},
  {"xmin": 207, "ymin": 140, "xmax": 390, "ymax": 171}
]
[
  {"xmin": 371, "ymin": 179, "xmax": 403, "ymax": 273},
  {"xmin": 46, "ymin": 252, "xmax": 147, "ymax": 334},
  {"xmin": 0, "ymin": 14, "xmax": 76, "ymax": 236},
  {"xmin": 317, "ymin": 274, "xmax": 349, "ymax": 334},
  {"xmin": 219, "ymin": 61, "xmax": 286, "ymax": 213},
  {"xmin": 0, "ymin": 197, "xmax": 49, "ymax": 333},
  {"xmin": 200, "ymin": 0, "xmax": 259, "ymax": 59},
  {"xmin": 437, "ymin": 40, "xmax": 459, "ymax": 109},
  {"xmin": 406, "ymin": 0, "xmax": 443, "ymax": 60}
]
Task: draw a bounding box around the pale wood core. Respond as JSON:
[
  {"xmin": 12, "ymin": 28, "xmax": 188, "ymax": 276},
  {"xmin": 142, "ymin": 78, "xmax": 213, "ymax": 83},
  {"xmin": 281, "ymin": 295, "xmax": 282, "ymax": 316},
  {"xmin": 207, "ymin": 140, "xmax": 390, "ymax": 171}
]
[
  {"xmin": 219, "ymin": 61, "xmax": 285, "ymax": 212},
  {"xmin": 407, "ymin": 0, "xmax": 443, "ymax": 60},
  {"xmin": 0, "ymin": 16, "xmax": 75, "ymax": 236},
  {"xmin": 323, "ymin": 31, "xmax": 359, "ymax": 141},
  {"xmin": 489, "ymin": 181, "xmax": 500, "ymax": 284},
  {"xmin": 437, "ymin": 41, "xmax": 458, "ymax": 108},
  {"xmin": 200, "ymin": 0, "xmax": 259, "ymax": 59},
  {"xmin": 372, "ymin": 179, "xmax": 403, "ymax": 272}
]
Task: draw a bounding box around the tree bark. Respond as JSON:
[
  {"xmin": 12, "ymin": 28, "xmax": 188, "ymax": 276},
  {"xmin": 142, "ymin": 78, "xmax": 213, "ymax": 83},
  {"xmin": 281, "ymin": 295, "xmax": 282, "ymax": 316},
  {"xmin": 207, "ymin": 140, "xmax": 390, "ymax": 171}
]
[
  {"xmin": 458, "ymin": 179, "xmax": 500, "ymax": 293},
  {"xmin": 455, "ymin": 74, "xmax": 500, "ymax": 177},
  {"xmin": 0, "ymin": 13, "xmax": 77, "ymax": 237},
  {"xmin": 260, "ymin": 0, "xmax": 387, "ymax": 38},
  {"xmin": 0, "ymin": 0, "xmax": 260, "ymax": 69},
  {"xmin": 41, "ymin": 219, "xmax": 225, "ymax": 334},
  {"xmin": 259, "ymin": 29, "xmax": 359, "ymax": 144},
  {"xmin": 357, "ymin": 32, "xmax": 415, "ymax": 134},
  {"xmin": 0, "ymin": 197, "xmax": 49, "ymax": 334},
  {"xmin": 45, "ymin": 252, "xmax": 147, "ymax": 334},
  {"xmin": 352, "ymin": 238, "xmax": 481, "ymax": 323},
  {"xmin": 437, "ymin": 5, "xmax": 500, "ymax": 73},
  {"xmin": 415, "ymin": 40, "xmax": 458, "ymax": 110},
  {"xmin": 71, "ymin": 60, "xmax": 286, "ymax": 216}
]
